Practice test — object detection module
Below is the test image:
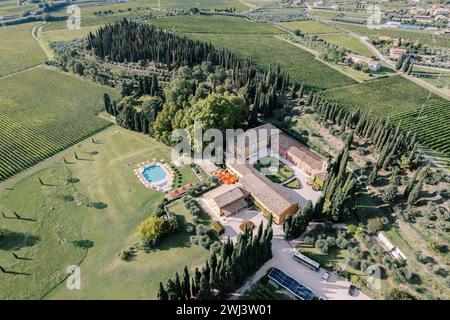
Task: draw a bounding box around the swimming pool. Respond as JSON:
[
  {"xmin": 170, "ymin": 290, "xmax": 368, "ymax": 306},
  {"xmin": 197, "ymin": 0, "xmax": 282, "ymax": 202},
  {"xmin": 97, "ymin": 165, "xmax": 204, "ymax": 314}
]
[{"xmin": 141, "ymin": 164, "xmax": 168, "ymax": 184}]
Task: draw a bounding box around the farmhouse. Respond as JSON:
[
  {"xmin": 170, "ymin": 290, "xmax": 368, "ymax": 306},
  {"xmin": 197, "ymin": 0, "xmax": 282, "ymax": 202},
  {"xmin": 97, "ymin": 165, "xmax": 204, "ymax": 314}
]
[
  {"xmin": 344, "ymin": 54, "xmax": 381, "ymax": 72},
  {"xmin": 389, "ymin": 48, "xmax": 407, "ymax": 60},
  {"xmin": 204, "ymin": 184, "xmax": 249, "ymax": 217}
]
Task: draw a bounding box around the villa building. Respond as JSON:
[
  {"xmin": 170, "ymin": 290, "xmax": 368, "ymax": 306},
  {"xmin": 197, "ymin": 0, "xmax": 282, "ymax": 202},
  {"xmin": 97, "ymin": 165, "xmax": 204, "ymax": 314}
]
[
  {"xmin": 226, "ymin": 161, "xmax": 298, "ymax": 224},
  {"xmin": 389, "ymin": 48, "xmax": 407, "ymax": 60},
  {"xmin": 344, "ymin": 54, "xmax": 381, "ymax": 72},
  {"xmin": 204, "ymin": 184, "xmax": 249, "ymax": 217}
]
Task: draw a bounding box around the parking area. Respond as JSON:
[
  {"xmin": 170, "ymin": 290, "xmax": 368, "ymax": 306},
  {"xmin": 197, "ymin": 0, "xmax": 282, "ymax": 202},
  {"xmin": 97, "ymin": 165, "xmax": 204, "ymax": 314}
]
[
  {"xmin": 198, "ymin": 196, "xmax": 265, "ymax": 240},
  {"xmin": 233, "ymin": 225, "xmax": 371, "ymax": 300}
]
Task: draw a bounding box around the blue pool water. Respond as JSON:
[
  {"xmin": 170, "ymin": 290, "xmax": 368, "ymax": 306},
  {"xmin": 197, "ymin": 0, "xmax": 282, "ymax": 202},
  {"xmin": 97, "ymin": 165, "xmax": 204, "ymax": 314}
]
[{"xmin": 142, "ymin": 165, "xmax": 167, "ymax": 184}]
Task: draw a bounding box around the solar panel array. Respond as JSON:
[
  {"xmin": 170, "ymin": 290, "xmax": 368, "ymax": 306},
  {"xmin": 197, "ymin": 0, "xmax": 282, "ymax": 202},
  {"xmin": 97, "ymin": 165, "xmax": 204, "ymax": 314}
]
[{"xmin": 268, "ymin": 267, "xmax": 315, "ymax": 300}]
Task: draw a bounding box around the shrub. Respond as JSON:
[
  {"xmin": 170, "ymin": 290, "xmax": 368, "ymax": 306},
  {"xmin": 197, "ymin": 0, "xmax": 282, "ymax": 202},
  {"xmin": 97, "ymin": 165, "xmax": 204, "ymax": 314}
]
[
  {"xmin": 198, "ymin": 235, "xmax": 211, "ymax": 249},
  {"xmin": 303, "ymin": 235, "xmax": 315, "ymax": 246},
  {"xmin": 366, "ymin": 218, "xmax": 384, "ymax": 234},
  {"xmin": 209, "ymin": 241, "xmax": 222, "ymax": 254},
  {"xmin": 385, "ymin": 288, "xmax": 415, "ymax": 300},
  {"xmin": 190, "ymin": 236, "xmax": 199, "ymax": 245},
  {"xmin": 118, "ymin": 248, "xmax": 135, "ymax": 261},
  {"xmin": 196, "ymin": 224, "xmax": 209, "ymax": 236},
  {"xmin": 347, "ymin": 257, "xmax": 360, "ymax": 270},
  {"xmin": 192, "ymin": 216, "xmax": 199, "ymax": 224},
  {"xmin": 186, "ymin": 224, "xmax": 194, "ymax": 234}
]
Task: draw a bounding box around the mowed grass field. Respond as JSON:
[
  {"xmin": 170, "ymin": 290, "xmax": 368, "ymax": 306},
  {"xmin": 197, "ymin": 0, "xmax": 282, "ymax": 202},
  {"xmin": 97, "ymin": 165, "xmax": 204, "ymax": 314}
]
[
  {"xmin": 281, "ymin": 20, "xmax": 340, "ymax": 34},
  {"xmin": 0, "ymin": 23, "xmax": 47, "ymax": 76},
  {"xmin": 320, "ymin": 33, "xmax": 374, "ymax": 57},
  {"xmin": 0, "ymin": 126, "xmax": 207, "ymax": 299},
  {"xmin": 0, "ymin": 66, "xmax": 119, "ymax": 182},
  {"xmin": 148, "ymin": 15, "xmax": 356, "ymax": 90}
]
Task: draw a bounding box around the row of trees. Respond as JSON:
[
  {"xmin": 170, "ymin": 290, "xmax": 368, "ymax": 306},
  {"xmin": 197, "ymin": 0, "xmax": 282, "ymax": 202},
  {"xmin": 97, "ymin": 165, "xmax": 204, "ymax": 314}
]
[
  {"xmin": 311, "ymin": 94, "xmax": 418, "ymax": 171},
  {"xmin": 283, "ymin": 141, "xmax": 358, "ymax": 238},
  {"xmin": 158, "ymin": 217, "xmax": 273, "ymax": 300},
  {"xmin": 395, "ymin": 54, "xmax": 414, "ymax": 75}
]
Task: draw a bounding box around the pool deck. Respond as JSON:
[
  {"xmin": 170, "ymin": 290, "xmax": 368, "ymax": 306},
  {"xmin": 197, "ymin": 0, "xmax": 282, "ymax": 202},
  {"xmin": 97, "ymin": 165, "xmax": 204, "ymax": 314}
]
[{"xmin": 134, "ymin": 161, "xmax": 174, "ymax": 192}]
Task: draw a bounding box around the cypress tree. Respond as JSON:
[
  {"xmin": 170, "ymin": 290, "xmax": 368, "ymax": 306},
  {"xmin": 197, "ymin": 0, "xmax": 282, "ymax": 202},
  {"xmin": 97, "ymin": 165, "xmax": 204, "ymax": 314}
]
[
  {"xmin": 157, "ymin": 282, "xmax": 168, "ymax": 300},
  {"xmin": 183, "ymin": 266, "xmax": 191, "ymax": 300}
]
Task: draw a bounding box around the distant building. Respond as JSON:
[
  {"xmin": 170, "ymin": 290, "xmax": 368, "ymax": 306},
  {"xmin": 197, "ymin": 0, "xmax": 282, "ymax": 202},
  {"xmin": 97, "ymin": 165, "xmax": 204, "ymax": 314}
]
[
  {"xmin": 344, "ymin": 54, "xmax": 381, "ymax": 71},
  {"xmin": 386, "ymin": 21, "xmax": 401, "ymax": 28},
  {"xmin": 377, "ymin": 35, "xmax": 393, "ymax": 42},
  {"xmin": 389, "ymin": 48, "xmax": 407, "ymax": 60}
]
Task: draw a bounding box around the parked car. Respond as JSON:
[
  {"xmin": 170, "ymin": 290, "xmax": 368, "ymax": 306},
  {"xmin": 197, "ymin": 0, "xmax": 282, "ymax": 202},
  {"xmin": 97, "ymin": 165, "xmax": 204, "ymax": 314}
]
[
  {"xmin": 348, "ymin": 285, "xmax": 356, "ymax": 296},
  {"xmin": 322, "ymin": 271, "xmax": 330, "ymax": 282}
]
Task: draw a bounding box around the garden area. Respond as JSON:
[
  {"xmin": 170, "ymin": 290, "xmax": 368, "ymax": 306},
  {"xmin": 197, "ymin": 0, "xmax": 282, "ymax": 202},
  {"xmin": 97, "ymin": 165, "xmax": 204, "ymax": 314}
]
[
  {"xmin": 253, "ymin": 157, "xmax": 294, "ymax": 183},
  {"xmin": 0, "ymin": 126, "xmax": 214, "ymax": 299}
]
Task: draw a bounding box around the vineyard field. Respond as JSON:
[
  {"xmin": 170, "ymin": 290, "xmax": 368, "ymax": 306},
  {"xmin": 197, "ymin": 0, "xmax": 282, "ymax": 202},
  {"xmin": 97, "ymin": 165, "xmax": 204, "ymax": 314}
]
[
  {"xmin": 0, "ymin": 66, "xmax": 118, "ymax": 181},
  {"xmin": 392, "ymin": 101, "xmax": 450, "ymax": 156}
]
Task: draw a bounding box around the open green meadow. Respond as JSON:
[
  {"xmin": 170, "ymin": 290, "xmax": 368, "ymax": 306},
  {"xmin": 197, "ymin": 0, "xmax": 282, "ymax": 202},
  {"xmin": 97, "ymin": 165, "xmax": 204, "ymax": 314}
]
[
  {"xmin": 0, "ymin": 66, "xmax": 118, "ymax": 182},
  {"xmin": 0, "ymin": 23, "xmax": 47, "ymax": 76},
  {"xmin": 319, "ymin": 33, "xmax": 374, "ymax": 57},
  {"xmin": 0, "ymin": 126, "xmax": 206, "ymax": 299},
  {"xmin": 40, "ymin": 25, "xmax": 101, "ymax": 43},
  {"xmin": 281, "ymin": 20, "xmax": 340, "ymax": 34}
]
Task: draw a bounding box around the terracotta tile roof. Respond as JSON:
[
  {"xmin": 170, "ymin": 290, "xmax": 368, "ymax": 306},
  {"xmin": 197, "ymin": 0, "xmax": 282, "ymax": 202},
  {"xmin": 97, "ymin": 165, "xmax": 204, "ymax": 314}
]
[
  {"xmin": 238, "ymin": 164, "xmax": 297, "ymax": 217},
  {"xmin": 272, "ymin": 133, "xmax": 325, "ymax": 172},
  {"xmin": 205, "ymin": 184, "xmax": 248, "ymax": 209}
]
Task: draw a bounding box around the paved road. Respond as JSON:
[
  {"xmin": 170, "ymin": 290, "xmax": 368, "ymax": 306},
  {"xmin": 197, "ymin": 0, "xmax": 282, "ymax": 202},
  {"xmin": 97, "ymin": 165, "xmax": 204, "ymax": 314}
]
[{"xmin": 231, "ymin": 224, "xmax": 371, "ymax": 300}]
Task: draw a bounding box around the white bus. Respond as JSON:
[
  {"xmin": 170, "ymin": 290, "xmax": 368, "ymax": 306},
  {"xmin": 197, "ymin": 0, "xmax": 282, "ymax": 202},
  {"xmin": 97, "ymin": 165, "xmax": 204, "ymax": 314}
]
[{"xmin": 293, "ymin": 252, "xmax": 320, "ymax": 272}]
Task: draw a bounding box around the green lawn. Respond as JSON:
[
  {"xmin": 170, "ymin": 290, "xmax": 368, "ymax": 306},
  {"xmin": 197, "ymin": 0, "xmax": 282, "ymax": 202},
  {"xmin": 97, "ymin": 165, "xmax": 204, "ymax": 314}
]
[
  {"xmin": 0, "ymin": 126, "xmax": 205, "ymax": 299},
  {"xmin": 0, "ymin": 66, "xmax": 119, "ymax": 181},
  {"xmin": 254, "ymin": 156, "xmax": 294, "ymax": 184},
  {"xmin": 0, "ymin": 23, "xmax": 47, "ymax": 76},
  {"xmin": 281, "ymin": 20, "xmax": 340, "ymax": 34},
  {"xmin": 320, "ymin": 33, "xmax": 374, "ymax": 57}
]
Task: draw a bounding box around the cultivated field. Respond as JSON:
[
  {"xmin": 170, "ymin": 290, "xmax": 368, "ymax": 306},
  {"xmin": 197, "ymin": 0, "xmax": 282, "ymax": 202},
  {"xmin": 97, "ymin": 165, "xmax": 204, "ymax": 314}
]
[
  {"xmin": 281, "ymin": 20, "xmax": 340, "ymax": 34},
  {"xmin": 392, "ymin": 101, "xmax": 450, "ymax": 156},
  {"xmin": 334, "ymin": 22, "xmax": 450, "ymax": 48},
  {"xmin": 0, "ymin": 66, "xmax": 118, "ymax": 182},
  {"xmin": 323, "ymin": 75, "xmax": 450, "ymax": 155},
  {"xmin": 0, "ymin": 23, "xmax": 47, "ymax": 76},
  {"xmin": 148, "ymin": 14, "xmax": 280, "ymax": 34},
  {"xmin": 0, "ymin": 126, "xmax": 205, "ymax": 299},
  {"xmin": 320, "ymin": 33, "xmax": 374, "ymax": 57},
  {"xmin": 148, "ymin": 14, "xmax": 356, "ymax": 90}
]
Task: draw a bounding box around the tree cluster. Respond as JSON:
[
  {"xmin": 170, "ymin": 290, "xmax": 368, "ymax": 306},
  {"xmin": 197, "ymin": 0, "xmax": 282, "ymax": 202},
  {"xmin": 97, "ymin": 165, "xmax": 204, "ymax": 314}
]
[{"xmin": 158, "ymin": 217, "xmax": 273, "ymax": 300}]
